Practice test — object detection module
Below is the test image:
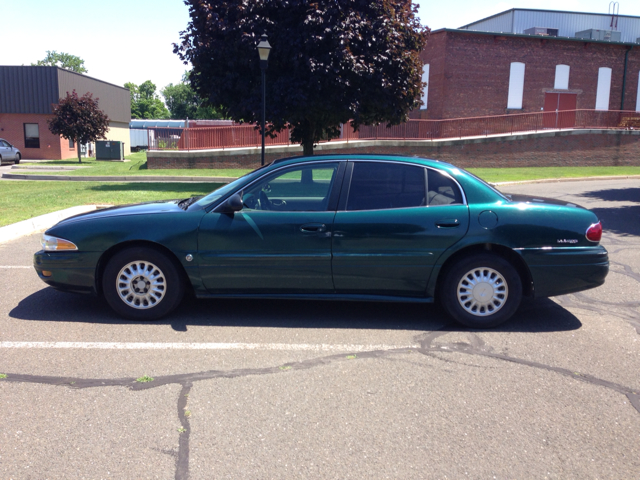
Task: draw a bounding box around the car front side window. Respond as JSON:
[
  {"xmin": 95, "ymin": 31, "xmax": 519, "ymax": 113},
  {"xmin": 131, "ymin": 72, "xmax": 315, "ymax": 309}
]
[{"xmin": 242, "ymin": 163, "xmax": 339, "ymax": 212}]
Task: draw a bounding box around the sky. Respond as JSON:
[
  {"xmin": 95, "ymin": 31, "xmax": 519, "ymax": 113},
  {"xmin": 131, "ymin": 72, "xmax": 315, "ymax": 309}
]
[{"xmin": 4, "ymin": 0, "xmax": 640, "ymax": 95}]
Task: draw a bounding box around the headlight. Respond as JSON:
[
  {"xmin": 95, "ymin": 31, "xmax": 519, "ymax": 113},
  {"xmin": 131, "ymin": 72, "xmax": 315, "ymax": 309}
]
[{"xmin": 41, "ymin": 234, "xmax": 78, "ymax": 251}]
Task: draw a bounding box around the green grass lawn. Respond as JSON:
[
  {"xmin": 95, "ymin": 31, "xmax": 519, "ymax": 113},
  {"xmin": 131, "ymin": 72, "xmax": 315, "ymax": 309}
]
[
  {"xmin": 2, "ymin": 153, "xmax": 639, "ymax": 228},
  {"xmin": 21, "ymin": 152, "xmax": 640, "ymax": 183},
  {"xmin": 469, "ymin": 166, "xmax": 640, "ymax": 183},
  {"xmin": 0, "ymin": 181, "xmax": 220, "ymax": 227}
]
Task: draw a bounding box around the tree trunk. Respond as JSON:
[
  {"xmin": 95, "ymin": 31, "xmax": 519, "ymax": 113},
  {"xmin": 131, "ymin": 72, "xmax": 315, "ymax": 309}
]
[
  {"xmin": 301, "ymin": 118, "xmax": 315, "ymax": 156},
  {"xmin": 77, "ymin": 140, "xmax": 82, "ymax": 163},
  {"xmin": 302, "ymin": 137, "xmax": 314, "ymax": 156}
]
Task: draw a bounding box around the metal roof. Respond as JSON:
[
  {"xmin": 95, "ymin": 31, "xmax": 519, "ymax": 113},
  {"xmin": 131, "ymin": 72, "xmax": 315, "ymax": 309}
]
[
  {"xmin": 459, "ymin": 8, "xmax": 640, "ymax": 44},
  {"xmin": 0, "ymin": 66, "xmax": 130, "ymax": 122},
  {"xmin": 431, "ymin": 27, "xmax": 640, "ymax": 47}
]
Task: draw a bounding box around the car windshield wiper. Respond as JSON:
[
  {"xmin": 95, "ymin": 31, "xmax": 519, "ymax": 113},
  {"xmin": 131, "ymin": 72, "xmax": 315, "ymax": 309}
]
[{"xmin": 177, "ymin": 196, "xmax": 202, "ymax": 210}]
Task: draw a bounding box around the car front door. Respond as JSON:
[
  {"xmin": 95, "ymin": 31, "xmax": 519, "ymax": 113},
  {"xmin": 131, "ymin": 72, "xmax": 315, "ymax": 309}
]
[
  {"xmin": 0, "ymin": 141, "xmax": 10, "ymax": 162},
  {"xmin": 331, "ymin": 161, "xmax": 469, "ymax": 297},
  {"xmin": 197, "ymin": 161, "xmax": 343, "ymax": 293}
]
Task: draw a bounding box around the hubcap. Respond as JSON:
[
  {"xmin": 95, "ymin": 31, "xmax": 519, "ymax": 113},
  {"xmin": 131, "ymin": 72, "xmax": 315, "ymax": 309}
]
[
  {"xmin": 116, "ymin": 261, "xmax": 166, "ymax": 309},
  {"xmin": 457, "ymin": 267, "xmax": 508, "ymax": 317}
]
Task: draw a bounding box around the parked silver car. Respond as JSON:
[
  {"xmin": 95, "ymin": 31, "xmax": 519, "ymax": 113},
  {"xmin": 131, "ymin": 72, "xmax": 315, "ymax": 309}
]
[{"xmin": 0, "ymin": 139, "xmax": 21, "ymax": 164}]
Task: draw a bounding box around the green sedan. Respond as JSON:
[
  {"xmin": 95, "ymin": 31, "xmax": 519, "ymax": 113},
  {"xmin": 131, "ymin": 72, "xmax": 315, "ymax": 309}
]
[{"xmin": 33, "ymin": 154, "xmax": 608, "ymax": 328}]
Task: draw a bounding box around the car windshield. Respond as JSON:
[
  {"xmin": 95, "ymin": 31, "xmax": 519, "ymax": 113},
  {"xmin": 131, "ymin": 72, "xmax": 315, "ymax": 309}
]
[{"xmin": 194, "ymin": 164, "xmax": 272, "ymax": 207}]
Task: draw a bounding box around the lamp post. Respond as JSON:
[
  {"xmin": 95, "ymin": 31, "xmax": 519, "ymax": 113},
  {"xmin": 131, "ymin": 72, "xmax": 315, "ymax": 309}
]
[{"xmin": 257, "ymin": 33, "xmax": 271, "ymax": 166}]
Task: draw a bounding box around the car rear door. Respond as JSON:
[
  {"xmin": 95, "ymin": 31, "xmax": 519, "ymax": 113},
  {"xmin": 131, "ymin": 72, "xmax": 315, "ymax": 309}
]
[{"xmin": 331, "ymin": 161, "xmax": 469, "ymax": 297}]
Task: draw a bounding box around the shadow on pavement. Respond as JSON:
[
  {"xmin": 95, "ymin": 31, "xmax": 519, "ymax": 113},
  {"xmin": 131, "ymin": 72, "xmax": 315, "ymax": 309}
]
[
  {"xmin": 10, "ymin": 288, "xmax": 582, "ymax": 334},
  {"xmin": 578, "ymin": 187, "xmax": 640, "ymax": 237}
]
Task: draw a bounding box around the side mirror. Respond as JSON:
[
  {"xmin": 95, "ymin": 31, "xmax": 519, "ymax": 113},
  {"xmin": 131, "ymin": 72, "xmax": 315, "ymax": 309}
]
[{"xmin": 219, "ymin": 193, "xmax": 243, "ymax": 214}]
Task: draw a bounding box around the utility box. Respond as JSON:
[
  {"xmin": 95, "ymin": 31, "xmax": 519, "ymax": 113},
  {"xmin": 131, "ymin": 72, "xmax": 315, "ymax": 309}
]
[
  {"xmin": 575, "ymin": 29, "xmax": 622, "ymax": 41},
  {"xmin": 524, "ymin": 27, "xmax": 559, "ymax": 37},
  {"xmin": 96, "ymin": 140, "xmax": 125, "ymax": 160}
]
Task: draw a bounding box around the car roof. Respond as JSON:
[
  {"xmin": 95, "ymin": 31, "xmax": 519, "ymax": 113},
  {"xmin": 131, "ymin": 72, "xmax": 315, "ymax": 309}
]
[{"xmin": 272, "ymin": 154, "xmax": 457, "ymax": 172}]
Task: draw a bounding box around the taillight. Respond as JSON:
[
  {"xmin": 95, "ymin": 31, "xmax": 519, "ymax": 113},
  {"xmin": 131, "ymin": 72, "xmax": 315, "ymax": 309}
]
[{"xmin": 586, "ymin": 221, "xmax": 602, "ymax": 242}]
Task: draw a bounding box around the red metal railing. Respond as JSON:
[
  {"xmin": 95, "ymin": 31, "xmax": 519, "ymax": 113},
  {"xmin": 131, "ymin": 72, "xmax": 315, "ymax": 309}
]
[{"xmin": 148, "ymin": 110, "xmax": 640, "ymax": 151}]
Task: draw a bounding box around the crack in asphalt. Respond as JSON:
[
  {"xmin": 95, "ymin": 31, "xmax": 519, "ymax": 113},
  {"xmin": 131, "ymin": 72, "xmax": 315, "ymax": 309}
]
[{"xmin": 2, "ymin": 325, "xmax": 639, "ymax": 480}]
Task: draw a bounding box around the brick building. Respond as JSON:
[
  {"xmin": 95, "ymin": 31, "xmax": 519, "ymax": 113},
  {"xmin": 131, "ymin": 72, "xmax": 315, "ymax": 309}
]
[
  {"xmin": 414, "ymin": 9, "xmax": 640, "ymax": 120},
  {"xmin": 0, "ymin": 66, "xmax": 131, "ymax": 160}
]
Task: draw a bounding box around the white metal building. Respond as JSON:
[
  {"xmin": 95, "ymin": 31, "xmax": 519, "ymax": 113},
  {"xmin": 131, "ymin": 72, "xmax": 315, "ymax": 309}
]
[{"xmin": 459, "ymin": 8, "xmax": 640, "ymax": 44}]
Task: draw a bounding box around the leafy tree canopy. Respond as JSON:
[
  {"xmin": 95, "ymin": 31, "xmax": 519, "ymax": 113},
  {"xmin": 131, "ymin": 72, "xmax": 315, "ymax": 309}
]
[
  {"xmin": 48, "ymin": 90, "xmax": 110, "ymax": 163},
  {"xmin": 125, "ymin": 80, "xmax": 170, "ymax": 119},
  {"xmin": 162, "ymin": 72, "xmax": 226, "ymax": 120},
  {"xmin": 32, "ymin": 51, "xmax": 88, "ymax": 74},
  {"xmin": 175, "ymin": 0, "xmax": 429, "ymax": 154}
]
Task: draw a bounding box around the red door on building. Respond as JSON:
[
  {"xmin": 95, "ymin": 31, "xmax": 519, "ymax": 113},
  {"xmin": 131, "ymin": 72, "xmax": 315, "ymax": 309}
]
[{"xmin": 543, "ymin": 93, "xmax": 577, "ymax": 128}]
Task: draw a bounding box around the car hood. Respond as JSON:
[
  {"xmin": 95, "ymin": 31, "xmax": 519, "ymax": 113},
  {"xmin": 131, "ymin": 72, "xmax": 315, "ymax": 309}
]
[
  {"xmin": 504, "ymin": 194, "xmax": 586, "ymax": 209},
  {"xmin": 55, "ymin": 200, "xmax": 187, "ymax": 226}
]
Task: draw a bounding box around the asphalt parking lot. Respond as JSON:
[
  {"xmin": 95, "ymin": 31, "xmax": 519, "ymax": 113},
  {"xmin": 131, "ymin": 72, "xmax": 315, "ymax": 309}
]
[{"xmin": 1, "ymin": 179, "xmax": 639, "ymax": 479}]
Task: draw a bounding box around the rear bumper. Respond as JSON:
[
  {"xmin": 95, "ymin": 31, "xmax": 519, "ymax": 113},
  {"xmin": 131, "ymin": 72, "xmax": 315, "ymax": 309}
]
[{"xmin": 517, "ymin": 246, "xmax": 609, "ymax": 297}]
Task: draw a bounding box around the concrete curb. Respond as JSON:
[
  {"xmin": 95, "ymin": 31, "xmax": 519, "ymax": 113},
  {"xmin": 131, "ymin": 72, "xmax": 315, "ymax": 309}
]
[
  {"xmin": 492, "ymin": 174, "xmax": 640, "ymax": 186},
  {"xmin": 0, "ymin": 205, "xmax": 105, "ymax": 244},
  {"xmin": 1, "ymin": 173, "xmax": 234, "ymax": 183}
]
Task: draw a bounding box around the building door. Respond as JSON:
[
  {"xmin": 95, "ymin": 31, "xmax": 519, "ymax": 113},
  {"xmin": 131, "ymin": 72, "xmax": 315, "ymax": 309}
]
[{"xmin": 544, "ymin": 93, "xmax": 577, "ymax": 128}]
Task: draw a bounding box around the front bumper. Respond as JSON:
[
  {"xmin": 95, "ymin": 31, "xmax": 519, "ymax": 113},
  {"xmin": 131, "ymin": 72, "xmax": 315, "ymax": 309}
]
[
  {"xmin": 33, "ymin": 250, "xmax": 101, "ymax": 294},
  {"xmin": 517, "ymin": 245, "xmax": 609, "ymax": 297}
]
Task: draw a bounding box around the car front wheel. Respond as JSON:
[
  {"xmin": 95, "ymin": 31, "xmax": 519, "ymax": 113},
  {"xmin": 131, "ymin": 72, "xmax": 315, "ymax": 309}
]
[
  {"xmin": 440, "ymin": 254, "xmax": 522, "ymax": 328},
  {"xmin": 14, "ymin": 153, "xmax": 20, "ymax": 164},
  {"xmin": 102, "ymin": 247, "xmax": 184, "ymax": 320}
]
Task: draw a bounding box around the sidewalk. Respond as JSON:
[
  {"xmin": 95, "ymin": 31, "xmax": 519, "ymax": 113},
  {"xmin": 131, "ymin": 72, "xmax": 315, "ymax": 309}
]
[{"xmin": 0, "ymin": 205, "xmax": 108, "ymax": 244}]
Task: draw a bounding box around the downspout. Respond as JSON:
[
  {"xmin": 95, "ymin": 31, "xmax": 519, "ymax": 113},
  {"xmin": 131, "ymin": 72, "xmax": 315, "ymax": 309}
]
[{"xmin": 620, "ymin": 46, "xmax": 632, "ymax": 110}]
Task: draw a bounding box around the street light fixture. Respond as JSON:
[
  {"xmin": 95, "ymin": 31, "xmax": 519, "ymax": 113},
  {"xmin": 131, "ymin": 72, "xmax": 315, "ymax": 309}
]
[{"xmin": 257, "ymin": 33, "xmax": 271, "ymax": 166}]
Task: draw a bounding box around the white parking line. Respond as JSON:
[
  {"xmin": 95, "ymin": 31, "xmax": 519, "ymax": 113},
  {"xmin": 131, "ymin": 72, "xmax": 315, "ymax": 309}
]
[
  {"xmin": 0, "ymin": 342, "xmax": 416, "ymax": 352},
  {"xmin": 0, "ymin": 266, "xmax": 31, "ymax": 268}
]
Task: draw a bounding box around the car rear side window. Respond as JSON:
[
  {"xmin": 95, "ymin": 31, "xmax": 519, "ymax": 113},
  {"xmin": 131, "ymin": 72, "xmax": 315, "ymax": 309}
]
[
  {"xmin": 346, "ymin": 162, "xmax": 426, "ymax": 211},
  {"xmin": 427, "ymin": 169, "xmax": 464, "ymax": 206}
]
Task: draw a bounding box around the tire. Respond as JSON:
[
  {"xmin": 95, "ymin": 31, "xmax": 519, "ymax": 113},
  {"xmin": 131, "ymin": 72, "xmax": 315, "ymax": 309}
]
[
  {"xmin": 440, "ymin": 253, "xmax": 522, "ymax": 328},
  {"xmin": 14, "ymin": 153, "xmax": 20, "ymax": 165},
  {"xmin": 102, "ymin": 247, "xmax": 185, "ymax": 320}
]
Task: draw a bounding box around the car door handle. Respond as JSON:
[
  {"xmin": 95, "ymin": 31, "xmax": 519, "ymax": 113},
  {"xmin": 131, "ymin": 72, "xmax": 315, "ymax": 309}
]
[
  {"xmin": 300, "ymin": 223, "xmax": 327, "ymax": 233},
  {"xmin": 435, "ymin": 219, "xmax": 460, "ymax": 228}
]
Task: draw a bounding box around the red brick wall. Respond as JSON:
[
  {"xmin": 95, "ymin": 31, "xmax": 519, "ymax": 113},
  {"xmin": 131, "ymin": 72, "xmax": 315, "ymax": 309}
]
[
  {"xmin": 414, "ymin": 31, "xmax": 640, "ymax": 120},
  {"xmin": 0, "ymin": 113, "xmax": 78, "ymax": 160},
  {"xmin": 147, "ymin": 130, "xmax": 640, "ymax": 170}
]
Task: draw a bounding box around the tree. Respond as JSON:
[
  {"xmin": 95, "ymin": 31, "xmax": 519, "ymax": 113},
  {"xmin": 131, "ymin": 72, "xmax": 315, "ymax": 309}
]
[
  {"xmin": 174, "ymin": 0, "xmax": 429, "ymax": 155},
  {"xmin": 162, "ymin": 72, "xmax": 226, "ymax": 120},
  {"xmin": 32, "ymin": 51, "xmax": 87, "ymax": 74},
  {"xmin": 125, "ymin": 81, "xmax": 170, "ymax": 119},
  {"xmin": 48, "ymin": 90, "xmax": 110, "ymax": 163},
  {"xmin": 162, "ymin": 82, "xmax": 198, "ymax": 119}
]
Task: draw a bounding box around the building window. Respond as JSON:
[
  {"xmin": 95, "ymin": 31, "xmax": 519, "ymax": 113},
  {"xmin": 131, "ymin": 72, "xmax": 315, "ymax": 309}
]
[
  {"xmin": 636, "ymin": 71, "xmax": 640, "ymax": 112},
  {"xmin": 420, "ymin": 64, "xmax": 430, "ymax": 110},
  {"xmin": 595, "ymin": 67, "xmax": 612, "ymax": 111},
  {"xmin": 69, "ymin": 139, "xmax": 75, "ymax": 149},
  {"xmin": 554, "ymin": 65, "xmax": 570, "ymax": 90},
  {"xmin": 507, "ymin": 62, "xmax": 525, "ymax": 109},
  {"xmin": 24, "ymin": 123, "xmax": 40, "ymax": 149}
]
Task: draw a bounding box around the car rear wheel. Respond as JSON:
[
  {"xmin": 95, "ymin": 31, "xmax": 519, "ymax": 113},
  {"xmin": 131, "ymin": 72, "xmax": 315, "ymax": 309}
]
[
  {"xmin": 102, "ymin": 247, "xmax": 184, "ymax": 320},
  {"xmin": 440, "ymin": 253, "xmax": 522, "ymax": 328},
  {"xmin": 14, "ymin": 153, "xmax": 20, "ymax": 164}
]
